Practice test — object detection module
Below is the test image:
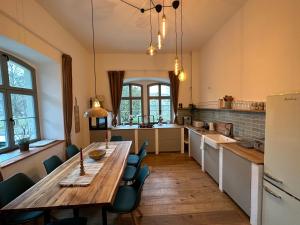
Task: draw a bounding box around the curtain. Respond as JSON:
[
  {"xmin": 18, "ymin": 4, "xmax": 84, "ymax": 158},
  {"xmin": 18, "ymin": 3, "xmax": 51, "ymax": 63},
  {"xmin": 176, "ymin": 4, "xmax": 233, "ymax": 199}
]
[
  {"xmin": 108, "ymin": 71, "xmax": 125, "ymax": 126},
  {"xmin": 62, "ymin": 54, "xmax": 73, "ymax": 146},
  {"xmin": 169, "ymin": 71, "xmax": 180, "ymax": 124}
]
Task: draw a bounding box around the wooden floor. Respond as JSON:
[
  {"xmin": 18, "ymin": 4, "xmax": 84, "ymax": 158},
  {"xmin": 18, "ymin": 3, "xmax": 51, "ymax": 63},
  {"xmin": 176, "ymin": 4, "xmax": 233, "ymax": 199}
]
[{"xmin": 52, "ymin": 153, "xmax": 250, "ymax": 225}]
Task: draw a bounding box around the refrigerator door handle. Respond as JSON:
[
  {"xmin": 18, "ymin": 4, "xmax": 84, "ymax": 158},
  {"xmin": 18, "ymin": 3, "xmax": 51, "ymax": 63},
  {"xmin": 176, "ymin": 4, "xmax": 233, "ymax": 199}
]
[
  {"xmin": 264, "ymin": 186, "xmax": 282, "ymax": 200},
  {"xmin": 264, "ymin": 172, "xmax": 283, "ymax": 184}
]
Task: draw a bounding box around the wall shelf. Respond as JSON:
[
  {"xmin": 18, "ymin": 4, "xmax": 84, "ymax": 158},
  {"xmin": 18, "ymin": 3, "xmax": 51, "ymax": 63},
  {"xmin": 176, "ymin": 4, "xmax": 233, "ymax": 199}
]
[{"xmin": 195, "ymin": 108, "xmax": 266, "ymax": 114}]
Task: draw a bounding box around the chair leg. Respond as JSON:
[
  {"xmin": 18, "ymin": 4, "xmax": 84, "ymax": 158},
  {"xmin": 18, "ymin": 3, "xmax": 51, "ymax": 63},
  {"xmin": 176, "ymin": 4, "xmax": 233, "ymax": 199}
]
[
  {"xmin": 130, "ymin": 212, "xmax": 139, "ymax": 225},
  {"xmin": 136, "ymin": 208, "xmax": 143, "ymax": 218}
]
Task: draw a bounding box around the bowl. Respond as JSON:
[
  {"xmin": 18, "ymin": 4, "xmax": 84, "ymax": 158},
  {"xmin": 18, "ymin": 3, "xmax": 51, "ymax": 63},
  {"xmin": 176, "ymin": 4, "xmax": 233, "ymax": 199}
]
[{"xmin": 88, "ymin": 149, "xmax": 106, "ymax": 160}]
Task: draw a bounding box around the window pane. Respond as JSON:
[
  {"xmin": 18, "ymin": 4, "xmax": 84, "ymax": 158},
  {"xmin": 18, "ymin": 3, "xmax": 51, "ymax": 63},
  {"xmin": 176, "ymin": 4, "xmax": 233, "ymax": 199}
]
[
  {"xmin": 161, "ymin": 99, "xmax": 171, "ymax": 123},
  {"xmin": 149, "ymin": 99, "xmax": 159, "ymax": 121},
  {"xmin": 8, "ymin": 60, "xmax": 33, "ymax": 89},
  {"xmin": 121, "ymin": 85, "xmax": 129, "ymax": 97},
  {"xmin": 119, "ymin": 99, "xmax": 130, "ymax": 124},
  {"xmin": 161, "ymin": 85, "xmax": 170, "ymax": 96},
  {"xmin": 0, "ymin": 93, "xmax": 8, "ymax": 149},
  {"xmin": 132, "ymin": 100, "xmax": 142, "ymax": 123},
  {"xmin": 131, "ymin": 85, "xmax": 141, "ymax": 97},
  {"xmin": 149, "ymin": 85, "xmax": 159, "ymax": 96},
  {"xmin": 11, "ymin": 94, "xmax": 37, "ymax": 142}
]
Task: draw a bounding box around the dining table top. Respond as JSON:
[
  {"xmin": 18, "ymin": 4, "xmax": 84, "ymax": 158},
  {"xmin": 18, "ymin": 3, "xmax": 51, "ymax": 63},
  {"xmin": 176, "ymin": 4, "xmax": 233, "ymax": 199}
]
[{"xmin": 0, "ymin": 141, "xmax": 132, "ymax": 213}]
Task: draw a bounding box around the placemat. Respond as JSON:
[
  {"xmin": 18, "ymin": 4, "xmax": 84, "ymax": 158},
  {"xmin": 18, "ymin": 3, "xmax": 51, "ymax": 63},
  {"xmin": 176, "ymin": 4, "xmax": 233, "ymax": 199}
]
[{"xmin": 59, "ymin": 144, "xmax": 117, "ymax": 187}]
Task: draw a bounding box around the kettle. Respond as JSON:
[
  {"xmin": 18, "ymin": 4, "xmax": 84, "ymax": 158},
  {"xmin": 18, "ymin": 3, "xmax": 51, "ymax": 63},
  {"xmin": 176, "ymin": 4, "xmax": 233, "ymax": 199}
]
[{"xmin": 209, "ymin": 122, "xmax": 215, "ymax": 131}]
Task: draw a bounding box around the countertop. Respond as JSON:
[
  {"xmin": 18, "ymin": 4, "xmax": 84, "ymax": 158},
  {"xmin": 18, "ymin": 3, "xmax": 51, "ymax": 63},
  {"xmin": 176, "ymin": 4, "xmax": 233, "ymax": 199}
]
[
  {"xmin": 220, "ymin": 143, "xmax": 264, "ymax": 165},
  {"xmin": 186, "ymin": 126, "xmax": 264, "ymax": 165},
  {"xmin": 110, "ymin": 124, "xmax": 184, "ymax": 130}
]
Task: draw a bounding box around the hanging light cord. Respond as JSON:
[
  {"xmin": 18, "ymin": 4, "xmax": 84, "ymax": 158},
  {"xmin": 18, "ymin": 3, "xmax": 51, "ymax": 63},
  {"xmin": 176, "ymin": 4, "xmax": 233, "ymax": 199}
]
[
  {"xmin": 91, "ymin": 0, "xmax": 97, "ymax": 96},
  {"xmin": 180, "ymin": 0, "xmax": 183, "ymax": 66},
  {"xmin": 175, "ymin": 9, "xmax": 178, "ymax": 57},
  {"xmin": 157, "ymin": 10, "xmax": 160, "ymax": 31},
  {"xmin": 149, "ymin": 0, "xmax": 153, "ymax": 44}
]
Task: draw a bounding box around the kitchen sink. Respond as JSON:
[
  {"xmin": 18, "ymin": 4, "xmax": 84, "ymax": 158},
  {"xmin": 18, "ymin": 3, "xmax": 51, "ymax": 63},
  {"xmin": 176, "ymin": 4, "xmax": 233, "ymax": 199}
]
[{"xmin": 204, "ymin": 134, "xmax": 237, "ymax": 149}]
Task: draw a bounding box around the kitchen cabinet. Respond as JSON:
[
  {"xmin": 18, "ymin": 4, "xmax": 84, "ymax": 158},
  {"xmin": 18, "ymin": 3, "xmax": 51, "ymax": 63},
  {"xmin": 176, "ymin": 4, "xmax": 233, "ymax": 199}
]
[
  {"xmin": 204, "ymin": 143, "xmax": 219, "ymax": 183},
  {"xmin": 223, "ymin": 149, "xmax": 251, "ymax": 216},
  {"xmin": 158, "ymin": 128, "xmax": 182, "ymax": 152},
  {"xmin": 189, "ymin": 130, "xmax": 202, "ymax": 165}
]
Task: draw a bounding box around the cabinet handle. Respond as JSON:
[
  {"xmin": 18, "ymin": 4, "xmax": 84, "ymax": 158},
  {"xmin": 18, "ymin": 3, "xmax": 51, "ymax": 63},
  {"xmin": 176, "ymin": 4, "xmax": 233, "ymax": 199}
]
[
  {"xmin": 264, "ymin": 186, "xmax": 282, "ymax": 200},
  {"xmin": 264, "ymin": 172, "xmax": 283, "ymax": 184}
]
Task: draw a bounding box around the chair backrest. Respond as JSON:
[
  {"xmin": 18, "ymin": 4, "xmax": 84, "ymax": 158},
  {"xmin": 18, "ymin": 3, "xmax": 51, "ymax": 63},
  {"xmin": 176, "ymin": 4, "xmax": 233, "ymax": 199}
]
[
  {"xmin": 43, "ymin": 155, "xmax": 63, "ymax": 174},
  {"xmin": 138, "ymin": 140, "xmax": 148, "ymax": 155},
  {"xmin": 0, "ymin": 173, "xmax": 35, "ymax": 208},
  {"xmin": 110, "ymin": 136, "xmax": 123, "ymax": 142},
  {"xmin": 132, "ymin": 165, "xmax": 150, "ymax": 209},
  {"xmin": 66, "ymin": 144, "xmax": 80, "ymax": 159}
]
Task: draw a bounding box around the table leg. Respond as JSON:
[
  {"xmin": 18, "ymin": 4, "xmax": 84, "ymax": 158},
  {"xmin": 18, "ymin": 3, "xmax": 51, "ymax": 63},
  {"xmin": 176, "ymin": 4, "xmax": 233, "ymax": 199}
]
[{"xmin": 102, "ymin": 207, "xmax": 107, "ymax": 225}]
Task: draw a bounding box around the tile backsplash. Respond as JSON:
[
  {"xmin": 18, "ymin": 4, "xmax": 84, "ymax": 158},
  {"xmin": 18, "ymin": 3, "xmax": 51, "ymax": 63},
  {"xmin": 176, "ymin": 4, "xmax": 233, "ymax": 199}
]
[{"xmin": 180, "ymin": 108, "xmax": 265, "ymax": 139}]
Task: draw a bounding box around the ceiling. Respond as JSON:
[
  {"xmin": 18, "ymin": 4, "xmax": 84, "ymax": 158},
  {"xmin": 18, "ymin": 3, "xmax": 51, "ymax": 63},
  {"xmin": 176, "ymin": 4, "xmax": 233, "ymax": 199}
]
[{"xmin": 36, "ymin": 0, "xmax": 247, "ymax": 53}]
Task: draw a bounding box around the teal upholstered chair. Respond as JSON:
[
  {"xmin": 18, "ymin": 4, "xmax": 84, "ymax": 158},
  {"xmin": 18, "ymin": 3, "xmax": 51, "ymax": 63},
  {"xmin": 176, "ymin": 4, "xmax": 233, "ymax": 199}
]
[
  {"xmin": 127, "ymin": 140, "xmax": 148, "ymax": 166},
  {"xmin": 110, "ymin": 136, "xmax": 123, "ymax": 141},
  {"xmin": 0, "ymin": 173, "xmax": 44, "ymax": 225},
  {"xmin": 43, "ymin": 155, "xmax": 63, "ymax": 174},
  {"xmin": 123, "ymin": 148, "xmax": 147, "ymax": 182},
  {"xmin": 108, "ymin": 165, "xmax": 150, "ymax": 225},
  {"xmin": 66, "ymin": 144, "xmax": 80, "ymax": 159}
]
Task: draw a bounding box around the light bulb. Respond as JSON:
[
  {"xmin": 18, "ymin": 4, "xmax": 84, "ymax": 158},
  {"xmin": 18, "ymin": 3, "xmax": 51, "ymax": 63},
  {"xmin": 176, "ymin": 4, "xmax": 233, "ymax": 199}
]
[
  {"xmin": 179, "ymin": 68, "xmax": 187, "ymax": 81},
  {"xmin": 161, "ymin": 14, "xmax": 167, "ymax": 39},
  {"xmin": 157, "ymin": 31, "xmax": 162, "ymax": 50},
  {"xmin": 147, "ymin": 44, "xmax": 157, "ymax": 56},
  {"xmin": 174, "ymin": 56, "xmax": 179, "ymax": 75}
]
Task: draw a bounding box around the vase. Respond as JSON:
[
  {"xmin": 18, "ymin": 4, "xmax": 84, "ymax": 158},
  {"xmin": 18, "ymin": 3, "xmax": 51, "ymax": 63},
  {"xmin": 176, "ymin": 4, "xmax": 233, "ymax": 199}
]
[
  {"xmin": 19, "ymin": 143, "xmax": 30, "ymax": 151},
  {"xmin": 224, "ymin": 101, "xmax": 232, "ymax": 109}
]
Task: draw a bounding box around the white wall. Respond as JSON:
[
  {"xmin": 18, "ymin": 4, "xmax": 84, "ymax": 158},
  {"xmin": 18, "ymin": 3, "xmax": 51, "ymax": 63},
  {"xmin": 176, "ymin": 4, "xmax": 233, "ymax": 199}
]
[
  {"xmin": 192, "ymin": 0, "xmax": 300, "ymax": 105},
  {"xmin": 0, "ymin": 0, "xmax": 92, "ymax": 148},
  {"xmin": 95, "ymin": 53, "xmax": 192, "ymax": 111}
]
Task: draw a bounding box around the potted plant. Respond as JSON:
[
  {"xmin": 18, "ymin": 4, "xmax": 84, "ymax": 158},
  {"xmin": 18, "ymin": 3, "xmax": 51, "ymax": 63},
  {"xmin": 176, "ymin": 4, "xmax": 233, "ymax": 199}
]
[
  {"xmin": 17, "ymin": 126, "xmax": 31, "ymax": 151},
  {"xmin": 223, "ymin": 95, "xmax": 234, "ymax": 109}
]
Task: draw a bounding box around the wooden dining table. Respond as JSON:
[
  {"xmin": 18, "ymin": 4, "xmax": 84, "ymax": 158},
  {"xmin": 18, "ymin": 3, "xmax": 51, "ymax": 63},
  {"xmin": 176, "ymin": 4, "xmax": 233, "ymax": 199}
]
[{"xmin": 0, "ymin": 141, "xmax": 132, "ymax": 225}]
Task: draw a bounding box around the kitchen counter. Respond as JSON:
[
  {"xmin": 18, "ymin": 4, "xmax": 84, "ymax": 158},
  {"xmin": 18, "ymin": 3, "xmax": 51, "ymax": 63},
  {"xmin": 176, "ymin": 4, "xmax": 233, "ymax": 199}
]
[
  {"xmin": 111, "ymin": 124, "xmax": 184, "ymax": 130},
  {"xmin": 185, "ymin": 125, "xmax": 218, "ymax": 135},
  {"xmin": 220, "ymin": 143, "xmax": 264, "ymax": 165}
]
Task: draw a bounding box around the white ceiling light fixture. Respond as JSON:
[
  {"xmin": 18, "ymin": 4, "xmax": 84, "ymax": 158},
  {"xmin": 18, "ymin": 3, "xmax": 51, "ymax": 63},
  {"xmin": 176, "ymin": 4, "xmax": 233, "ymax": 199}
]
[
  {"xmin": 84, "ymin": 0, "xmax": 108, "ymax": 118},
  {"xmin": 174, "ymin": 8, "xmax": 179, "ymax": 75},
  {"xmin": 146, "ymin": 0, "xmax": 157, "ymax": 56},
  {"xmin": 178, "ymin": 0, "xmax": 186, "ymax": 82},
  {"xmin": 161, "ymin": 0, "xmax": 167, "ymax": 39}
]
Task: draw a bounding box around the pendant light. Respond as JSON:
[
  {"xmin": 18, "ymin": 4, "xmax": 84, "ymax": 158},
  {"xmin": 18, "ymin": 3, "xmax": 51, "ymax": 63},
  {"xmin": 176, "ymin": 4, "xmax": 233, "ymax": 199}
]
[
  {"xmin": 157, "ymin": 13, "xmax": 162, "ymax": 50},
  {"xmin": 84, "ymin": 0, "xmax": 108, "ymax": 118},
  {"xmin": 146, "ymin": 0, "xmax": 157, "ymax": 56},
  {"xmin": 161, "ymin": 0, "xmax": 167, "ymax": 39},
  {"xmin": 178, "ymin": 1, "xmax": 186, "ymax": 82},
  {"xmin": 174, "ymin": 9, "xmax": 179, "ymax": 75}
]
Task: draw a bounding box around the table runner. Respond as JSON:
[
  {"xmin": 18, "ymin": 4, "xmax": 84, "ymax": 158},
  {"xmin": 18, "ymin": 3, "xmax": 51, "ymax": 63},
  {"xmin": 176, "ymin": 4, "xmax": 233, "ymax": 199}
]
[{"xmin": 59, "ymin": 144, "xmax": 117, "ymax": 187}]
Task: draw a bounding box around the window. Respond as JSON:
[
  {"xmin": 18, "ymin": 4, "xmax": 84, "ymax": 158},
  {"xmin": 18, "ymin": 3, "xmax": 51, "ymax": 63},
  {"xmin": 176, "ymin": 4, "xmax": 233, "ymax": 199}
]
[
  {"xmin": 0, "ymin": 52, "xmax": 40, "ymax": 152},
  {"xmin": 148, "ymin": 83, "xmax": 172, "ymax": 123},
  {"xmin": 119, "ymin": 84, "xmax": 143, "ymax": 124}
]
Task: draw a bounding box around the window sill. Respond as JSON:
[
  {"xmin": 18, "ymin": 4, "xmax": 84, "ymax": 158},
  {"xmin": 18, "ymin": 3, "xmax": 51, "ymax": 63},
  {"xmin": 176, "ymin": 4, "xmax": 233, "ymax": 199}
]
[{"xmin": 0, "ymin": 140, "xmax": 65, "ymax": 169}]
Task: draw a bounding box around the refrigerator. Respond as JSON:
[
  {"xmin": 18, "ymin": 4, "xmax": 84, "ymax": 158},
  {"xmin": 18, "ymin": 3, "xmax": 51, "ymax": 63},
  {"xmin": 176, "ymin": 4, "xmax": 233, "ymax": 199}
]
[{"xmin": 262, "ymin": 93, "xmax": 300, "ymax": 225}]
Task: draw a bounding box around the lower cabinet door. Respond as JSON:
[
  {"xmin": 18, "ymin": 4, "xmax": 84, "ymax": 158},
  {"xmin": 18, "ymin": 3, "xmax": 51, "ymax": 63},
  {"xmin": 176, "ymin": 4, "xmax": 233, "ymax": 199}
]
[
  {"xmin": 204, "ymin": 143, "xmax": 219, "ymax": 183},
  {"xmin": 223, "ymin": 149, "xmax": 251, "ymax": 216},
  {"xmin": 190, "ymin": 131, "xmax": 202, "ymax": 165},
  {"xmin": 262, "ymin": 181, "xmax": 300, "ymax": 225}
]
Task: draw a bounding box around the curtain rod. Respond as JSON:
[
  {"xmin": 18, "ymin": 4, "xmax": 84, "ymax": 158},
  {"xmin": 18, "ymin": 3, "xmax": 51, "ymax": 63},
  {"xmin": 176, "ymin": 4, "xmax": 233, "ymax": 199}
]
[
  {"xmin": 125, "ymin": 69, "xmax": 171, "ymax": 72},
  {"xmin": 0, "ymin": 10, "xmax": 65, "ymax": 55}
]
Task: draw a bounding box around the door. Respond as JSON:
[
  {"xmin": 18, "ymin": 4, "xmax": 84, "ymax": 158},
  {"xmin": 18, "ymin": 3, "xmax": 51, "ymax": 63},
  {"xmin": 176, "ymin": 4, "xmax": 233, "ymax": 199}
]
[
  {"xmin": 190, "ymin": 130, "xmax": 202, "ymax": 165},
  {"xmin": 262, "ymin": 181, "xmax": 300, "ymax": 225},
  {"xmin": 265, "ymin": 93, "xmax": 300, "ymax": 198},
  {"xmin": 204, "ymin": 143, "xmax": 219, "ymax": 183}
]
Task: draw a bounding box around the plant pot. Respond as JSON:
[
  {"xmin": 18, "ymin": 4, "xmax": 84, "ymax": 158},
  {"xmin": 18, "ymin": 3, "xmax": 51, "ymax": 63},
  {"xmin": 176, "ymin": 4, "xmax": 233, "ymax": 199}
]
[
  {"xmin": 224, "ymin": 101, "xmax": 232, "ymax": 109},
  {"xmin": 19, "ymin": 142, "xmax": 30, "ymax": 151}
]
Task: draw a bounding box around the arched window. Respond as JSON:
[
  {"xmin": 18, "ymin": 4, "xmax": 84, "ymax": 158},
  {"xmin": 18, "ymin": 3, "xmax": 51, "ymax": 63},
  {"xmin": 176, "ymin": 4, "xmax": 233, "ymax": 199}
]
[
  {"xmin": 119, "ymin": 84, "xmax": 143, "ymax": 124},
  {"xmin": 148, "ymin": 83, "xmax": 172, "ymax": 123},
  {"xmin": 0, "ymin": 51, "xmax": 40, "ymax": 152}
]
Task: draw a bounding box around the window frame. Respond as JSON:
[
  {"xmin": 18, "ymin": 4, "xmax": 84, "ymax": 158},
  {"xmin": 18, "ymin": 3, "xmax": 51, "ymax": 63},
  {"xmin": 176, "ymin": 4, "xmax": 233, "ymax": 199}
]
[
  {"xmin": 147, "ymin": 83, "xmax": 173, "ymax": 123},
  {"xmin": 119, "ymin": 83, "xmax": 144, "ymax": 124},
  {"xmin": 0, "ymin": 51, "xmax": 40, "ymax": 153}
]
